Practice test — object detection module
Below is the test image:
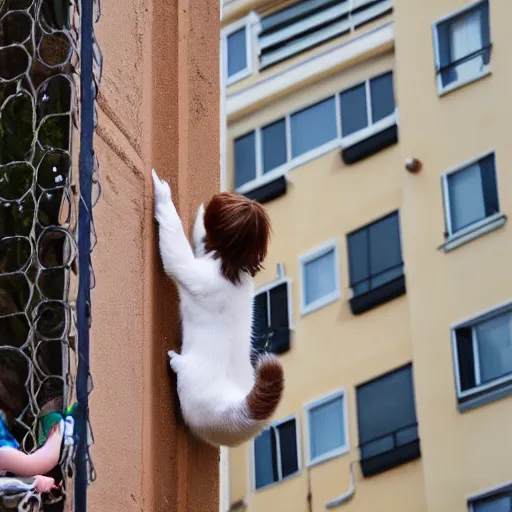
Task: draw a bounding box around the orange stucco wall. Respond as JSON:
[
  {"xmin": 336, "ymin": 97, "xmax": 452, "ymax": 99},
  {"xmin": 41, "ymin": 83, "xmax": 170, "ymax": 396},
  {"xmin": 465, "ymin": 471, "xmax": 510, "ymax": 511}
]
[{"xmin": 88, "ymin": 0, "xmax": 220, "ymax": 511}]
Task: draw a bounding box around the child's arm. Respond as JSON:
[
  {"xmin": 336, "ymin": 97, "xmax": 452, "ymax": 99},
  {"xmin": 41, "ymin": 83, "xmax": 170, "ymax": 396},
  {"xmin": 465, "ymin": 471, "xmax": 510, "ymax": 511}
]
[{"xmin": 0, "ymin": 429, "xmax": 61, "ymax": 477}]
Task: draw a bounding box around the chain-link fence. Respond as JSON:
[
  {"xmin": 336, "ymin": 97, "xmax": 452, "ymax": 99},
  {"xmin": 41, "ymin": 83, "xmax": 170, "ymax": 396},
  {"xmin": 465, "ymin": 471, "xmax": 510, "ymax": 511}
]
[{"xmin": 0, "ymin": 0, "xmax": 100, "ymax": 509}]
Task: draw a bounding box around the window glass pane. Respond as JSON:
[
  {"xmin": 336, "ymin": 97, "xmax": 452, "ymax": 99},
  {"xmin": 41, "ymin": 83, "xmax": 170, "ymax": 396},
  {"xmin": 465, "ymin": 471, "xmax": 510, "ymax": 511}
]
[
  {"xmin": 277, "ymin": 420, "xmax": 299, "ymax": 478},
  {"xmin": 254, "ymin": 428, "xmax": 278, "ymax": 489},
  {"xmin": 234, "ymin": 132, "xmax": 256, "ymax": 188},
  {"xmin": 476, "ymin": 312, "xmax": 512, "ymax": 384},
  {"xmin": 262, "ymin": 119, "xmax": 287, "ymax": 173},
  {"xmin": 227, "ymin": 27, "xmax": 247, "ymax": 78},
  {"xmin": 448, "ymin": 163, "xmax": 486, "ymax": 232},
  {"xmin": 269, "ymin": 283, "xmax": 289, "ymax": 329},
  {"xmin": 455, "ymin": 327, "xmax": 477, "ymax": 392},
  {"xmin": 449, "ymin": 8, "xmax": 484, "ymax": 83},
  {"xmin": 347, "ymin": 229, "xmax": 369, "ymax": 293},
  {"xmin": 304, "ymin": 248, "xmax": 336, "ymax": 306},
  {"xmin": 473, "ymin": 495, "xmax": 511, "ymax": 512},
  {"xmin": 370, "ymin": 73, "xmax": 395, "ymax": 123},
  {"xmin": 368, "ymin": 213, "xmax": 403, "ymax": 287},
  {"xmin": 309, "ymin": 396, "xmax": 346, "ymax": 460},
  {"xmin": 340, "ymin": 83, "xmax": 368, "ymax": 137},
  {"xmin": 357, "ymin": 366, "xmax": 417, "ymax": 446},
  {"xmin": 480, "ymin": 154, "xmax": 499, "ymax": 217},
  {"xmin": 290, "ymin": 97, "xmax": 337, "ymax": 158}
]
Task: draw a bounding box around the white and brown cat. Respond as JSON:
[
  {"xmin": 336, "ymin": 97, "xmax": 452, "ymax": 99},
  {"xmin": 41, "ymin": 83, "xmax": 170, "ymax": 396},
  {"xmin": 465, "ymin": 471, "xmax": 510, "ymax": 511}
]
[{"xmin": 152, "ymin": 170, "xmax": 284, "ymax": 447}]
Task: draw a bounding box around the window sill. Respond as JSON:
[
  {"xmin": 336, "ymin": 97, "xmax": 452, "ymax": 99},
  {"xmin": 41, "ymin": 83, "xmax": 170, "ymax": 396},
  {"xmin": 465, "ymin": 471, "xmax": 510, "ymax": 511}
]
[
  {"xmin": 253, "ymin": 469, "xmax": 301, "ymax": 493},
  {"xmin": 307, "ymin": 446, "xmax": 349, "ymax": 469},
  {"xmin": 458, "ymin": 376, "xmax": 512, "ymax": 413},
  {"xmin": 227, "ymin": 67, "xmax": 252, "ymax": 87},
  {"xmin": 301, "ymin": 291, "xmax": 340, "ymax": 317},
  {"xmin": 438, "ymin": 68, "xmax": 491, "ymax": 97},
  {"xmin": 441, "ymin": 213, "xmax": 506, "ymax": 253},
  {"xmin": 349, "ymin": 275, "xmax": 405, "ymax": 315},
  {"xmin": 360, "ymin": 439, "xmax": 420, "ymax": 478}
]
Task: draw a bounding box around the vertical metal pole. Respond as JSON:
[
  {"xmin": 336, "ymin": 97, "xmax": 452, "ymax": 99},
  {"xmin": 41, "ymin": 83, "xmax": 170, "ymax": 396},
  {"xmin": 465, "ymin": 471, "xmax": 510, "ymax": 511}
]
[{"xmin": 75, "ymin": 0, "xmax": 94, "ymax": 509}]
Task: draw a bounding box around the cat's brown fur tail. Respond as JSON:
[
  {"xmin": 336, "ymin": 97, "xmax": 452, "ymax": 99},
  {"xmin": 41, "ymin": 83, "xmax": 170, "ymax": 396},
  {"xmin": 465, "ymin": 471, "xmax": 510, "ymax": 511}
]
[{"xmin": 247, "ymin": 355, "xmax": 284, "ymax": 421}]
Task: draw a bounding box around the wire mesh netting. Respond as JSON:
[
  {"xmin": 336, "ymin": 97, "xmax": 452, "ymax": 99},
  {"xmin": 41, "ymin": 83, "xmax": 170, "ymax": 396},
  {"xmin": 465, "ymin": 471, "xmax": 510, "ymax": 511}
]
[{"xmin": 0, "ymin": 0, "xmax": 101, "ymax": 510}]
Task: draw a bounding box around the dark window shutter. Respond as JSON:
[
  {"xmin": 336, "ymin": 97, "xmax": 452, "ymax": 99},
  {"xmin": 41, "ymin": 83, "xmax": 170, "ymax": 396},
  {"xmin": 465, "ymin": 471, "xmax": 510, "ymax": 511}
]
[
  {"xmin": 479, "ymin": 1, "xmax": 491, "ymax": 65},
  {"xmin": 277, "ymin": 420, "xmax": 298, "ymax": 478},
  {"xmin": 356, "ymin": 365, "xmax": 417, "ymax": 446},
  {"xmin": 479, "ymin": 154, "xmax": 499, "ymax": 217},
  {"xmin": 455, "ymin": 327, "xmax": 476, "ymax": 392},
  {"xmin": 437, "ymin": 21, "xmax": 458, "ymax": 86},
  {"xmin": 269, "ymin": 283, "xmax": 289, "ymax": 329},
  {"xmin": 368, "ymin": 212, "xmax": 402, "ymax": 279},
  {"xmin": 347, "ymin": 229, "xmax": 369, "ymax": 290}
]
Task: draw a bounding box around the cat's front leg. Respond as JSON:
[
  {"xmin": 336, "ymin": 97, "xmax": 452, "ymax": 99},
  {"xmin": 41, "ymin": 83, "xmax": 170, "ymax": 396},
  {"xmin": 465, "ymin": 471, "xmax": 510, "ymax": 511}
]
[
  {"xmin": 193, "ymin": 203, "xmax": 206, "ymax": 258},
  {"xmin": 168, "ymin": 350, "xmax": 181, "ymax": 374}
]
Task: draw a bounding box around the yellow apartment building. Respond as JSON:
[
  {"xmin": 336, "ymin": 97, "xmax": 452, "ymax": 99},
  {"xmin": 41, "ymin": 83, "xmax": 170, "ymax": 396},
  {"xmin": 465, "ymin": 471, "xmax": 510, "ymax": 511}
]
[{"xmin": 219, "ymin": 0, "xmax": 512, "ymax": 511}]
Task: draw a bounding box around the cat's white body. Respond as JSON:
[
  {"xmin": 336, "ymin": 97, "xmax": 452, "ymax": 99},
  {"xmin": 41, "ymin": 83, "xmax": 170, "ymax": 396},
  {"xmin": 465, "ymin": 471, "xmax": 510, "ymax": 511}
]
[{"xmin": 152, "ymin": 170, "xmax": 282, "ymax": 447}]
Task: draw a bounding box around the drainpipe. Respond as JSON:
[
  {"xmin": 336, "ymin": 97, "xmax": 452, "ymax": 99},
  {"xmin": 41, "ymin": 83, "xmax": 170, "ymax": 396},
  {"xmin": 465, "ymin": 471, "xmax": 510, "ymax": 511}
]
[{"xmin": 325, "ymin": 462, "xmax": 357, "ymax": 509}]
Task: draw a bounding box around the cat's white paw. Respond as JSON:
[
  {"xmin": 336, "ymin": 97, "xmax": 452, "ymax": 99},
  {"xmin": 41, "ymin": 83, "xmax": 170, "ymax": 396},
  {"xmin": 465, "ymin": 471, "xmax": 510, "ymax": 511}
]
[
  {"xmin": 168, "ymin": 350, "xmax": 180, "ymax": 373},
  {"xmin": 152, "ymin": 169, "xmax": 172, "ymax": 203},
  {"xmin": 193, "ymin": 203, "xmax": 206, "ymax": 243}
]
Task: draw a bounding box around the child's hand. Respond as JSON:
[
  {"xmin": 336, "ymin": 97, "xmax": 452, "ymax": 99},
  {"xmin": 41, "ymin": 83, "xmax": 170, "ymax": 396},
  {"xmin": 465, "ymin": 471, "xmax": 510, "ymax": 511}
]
[{"xmin": 34, "ymin": 475, "xmax": 58, "ymax": 494}]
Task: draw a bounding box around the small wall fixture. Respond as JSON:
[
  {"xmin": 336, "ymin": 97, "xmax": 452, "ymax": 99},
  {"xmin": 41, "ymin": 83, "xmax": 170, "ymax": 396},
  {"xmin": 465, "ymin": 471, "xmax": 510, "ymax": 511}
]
[{"xmin": 405, "ymin": 157, "xmax": 422, "ymax": 173}]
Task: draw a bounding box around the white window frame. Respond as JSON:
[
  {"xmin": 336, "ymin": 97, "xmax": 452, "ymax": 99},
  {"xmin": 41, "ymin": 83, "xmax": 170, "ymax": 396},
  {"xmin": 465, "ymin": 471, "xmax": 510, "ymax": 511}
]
[
  {"xmin": 451, "ymin": 299, "xmax": 512, "ymax": 401},
  {"xmin": 432, "ymin": 0, "xmax": 491, "ymax": 96},
  {"xmin": 303, "ymin": 388, "xmax": 350, "ymax": 467},
  {"xmin": 222, "ymin": 12, "xmax": 258, "ymax": 86},
  {"xmin": 468, "ymin": 481, "xmax": 512, "ymax": 511},
  {"xmin": 441, "ymin": 150, "xmax": 504, "ymax": 250},
  {"xmin": 234, "ymin": 71, "xmax": 397, "ymax": 196},
  {"xmin": 299, "ymin": 239, "xmax": 341, "ymax": 316},
  {"xmin": 254, "ymin": 276, "xmax": 293, "ymax": 332},
  {"xmin": 251, "ymin": 414, "xmax": 302, "ymax": 492}
]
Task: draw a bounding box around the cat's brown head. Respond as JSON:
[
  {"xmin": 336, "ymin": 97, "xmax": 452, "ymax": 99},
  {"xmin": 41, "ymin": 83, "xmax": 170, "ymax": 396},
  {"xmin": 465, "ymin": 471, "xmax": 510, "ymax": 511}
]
[{"xmin": 204, "ymin": 192, "xmax": 271, "ymax": 284}]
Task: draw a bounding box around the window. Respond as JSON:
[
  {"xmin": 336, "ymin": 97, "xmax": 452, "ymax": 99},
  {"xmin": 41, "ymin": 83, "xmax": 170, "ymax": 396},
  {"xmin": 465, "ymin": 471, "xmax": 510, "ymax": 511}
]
[
  {"xmin": 223, "ymin": 16, "xmax": 254, "ymax": 85},
  {"xmin": 434, "ymin": 0, "xmax": 491, "ymax": 94},
  {"xmin": 258, "ymin": 0, "xmax": 392, "ymax": 69},
  {"xmin": 356, "ymin": 364, "xmax": 420, "ymax": 477},
  {"xmin": 234, "ymin": 131, "xmax": 257, "ymax": 189},
  {"xmin": 262, "ymin": 119, "xmax": 287, "ymax": 173},
  {"xmin": 469, "ymin": 484, "xmax": 512, "ymax": 511},
  {"xmin": 253, "ymin": 280, "xmax": 291, "ymax": 358},
  {"xmin": 305, "ymin": 390, "xmax": 348, "ymax": 466},
  {"xmin": 453, "ymin": 304, "xmax": 512, "ymax": 411},
  {"xmin": 442, "ymin": 152, "xmax": 501, "ymax": 244},
  {"xmin": 290, "ymin": 97, "xmax": 337, "ymax": 158},
  {"xmin": 300, "ymin": 241, "xmax": 340, "ymax": 315},
  {"xmin": 340, "ymin": 72, "xmax": 395, "ymax": 144},
  {"xmin": 233, "ymin": 72, "xmax": 397, "ymax": 195},
  {"xmin": 347, "ymin": 211, "xmax": 405, "ymax": 315},
  {"xmin": 253, "ymin": 417, "xmax": 300, "ymax": 490}
]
